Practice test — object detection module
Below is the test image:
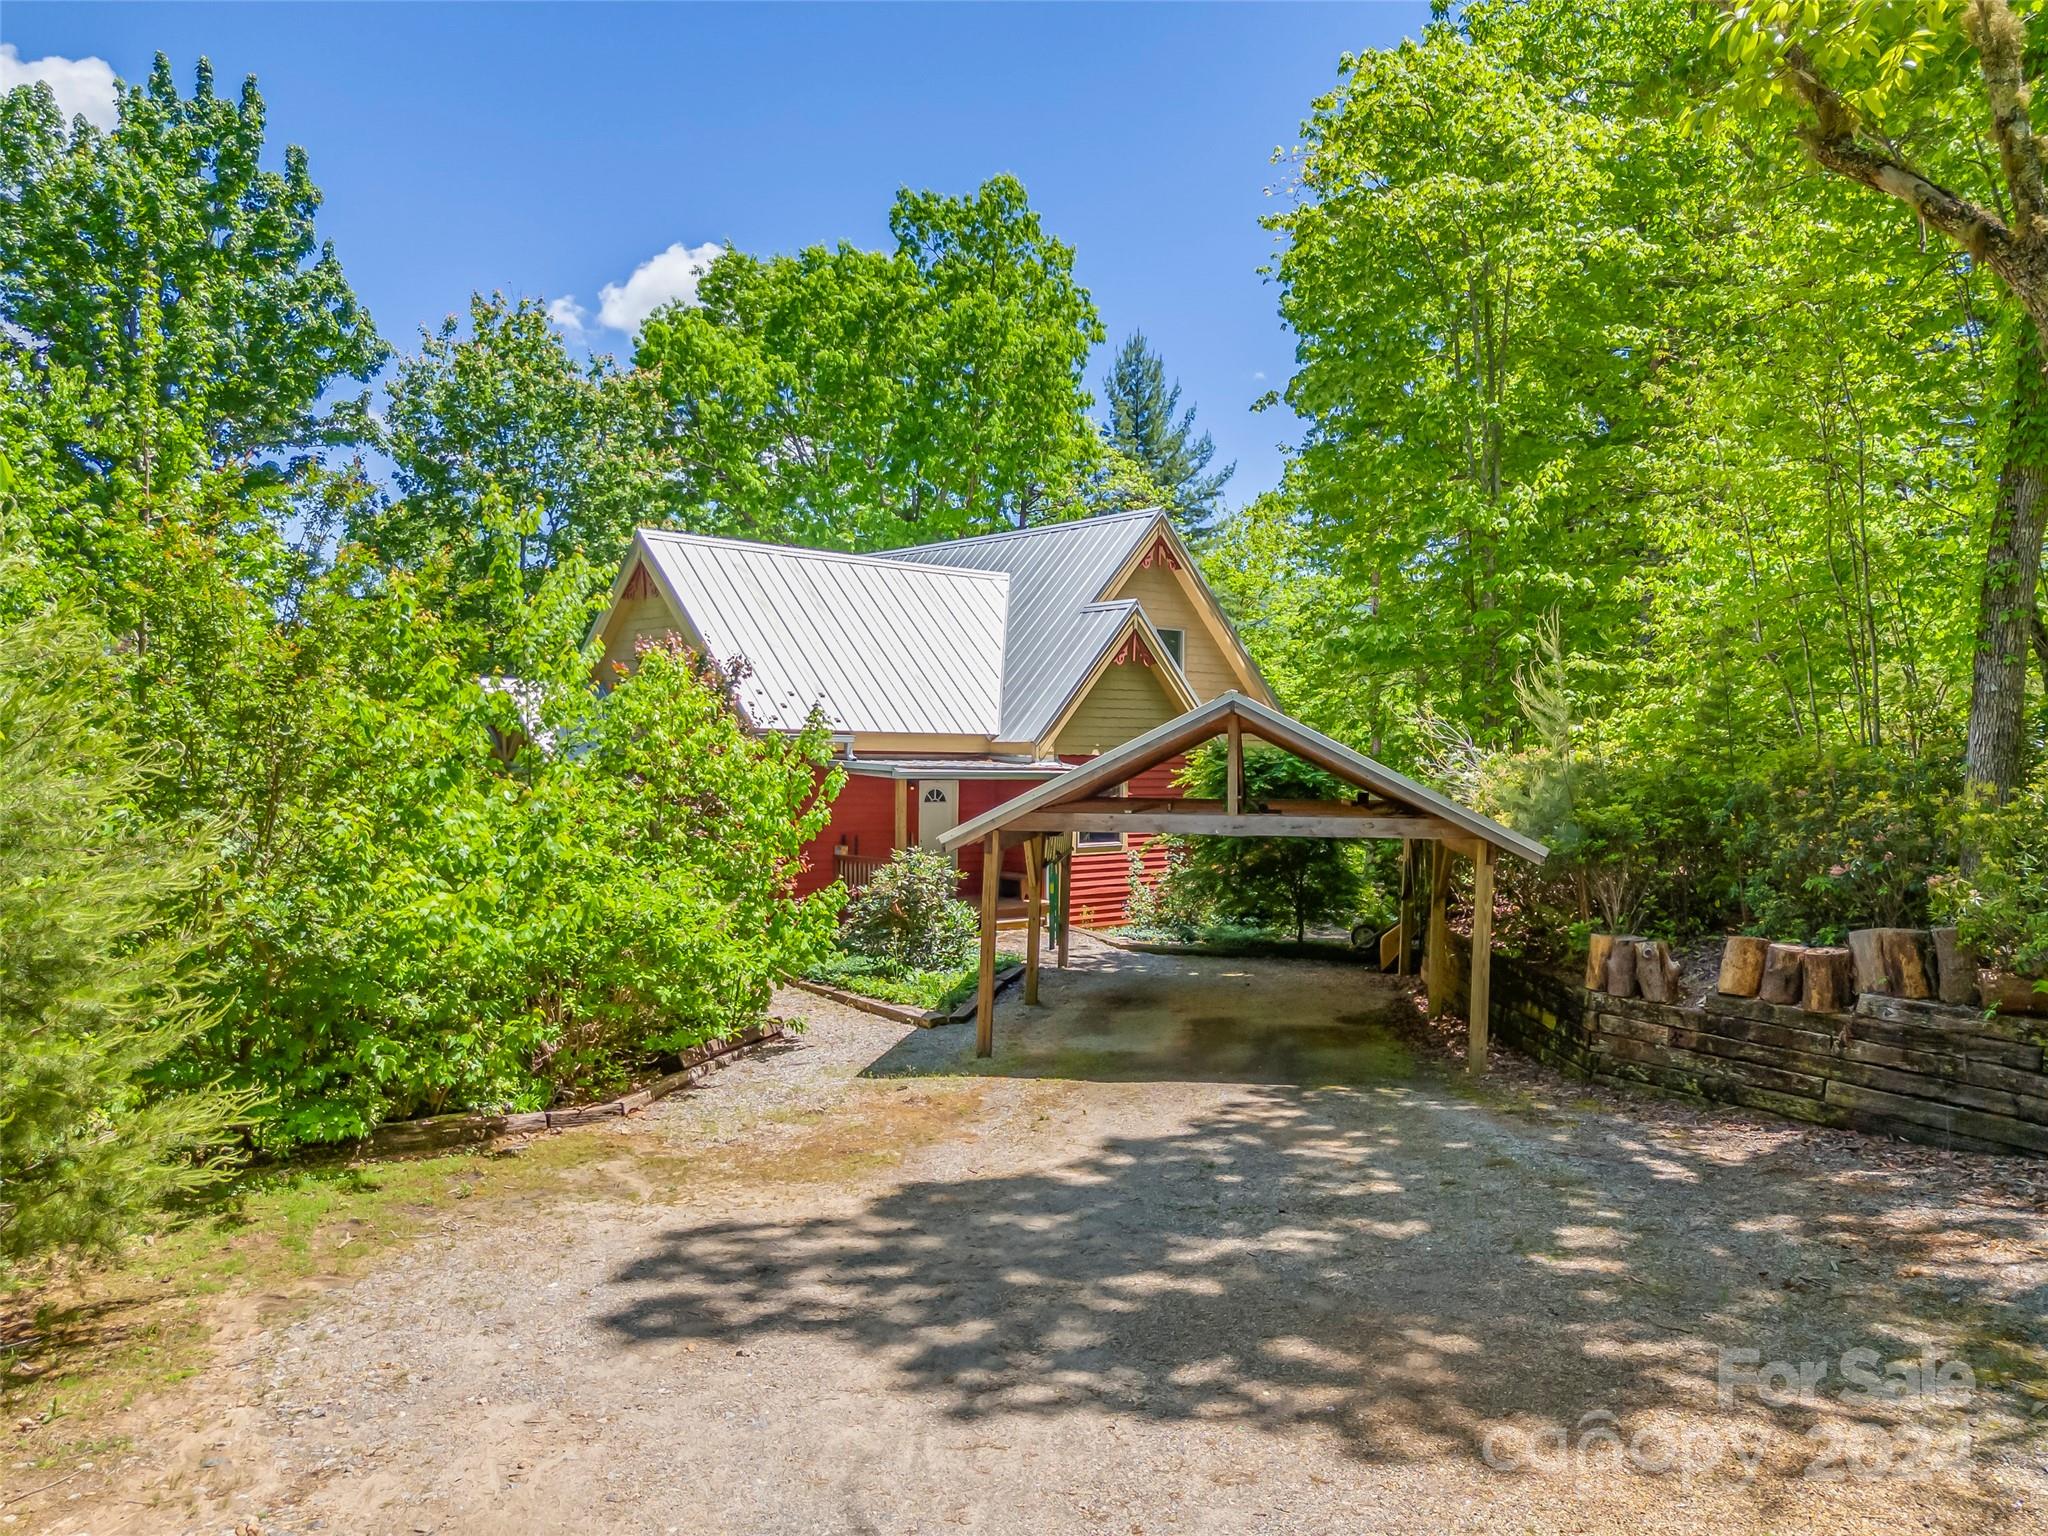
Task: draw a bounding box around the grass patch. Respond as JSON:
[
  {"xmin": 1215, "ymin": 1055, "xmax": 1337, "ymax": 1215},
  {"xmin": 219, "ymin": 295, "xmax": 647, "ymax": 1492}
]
[
  {"xmin": 803, "ymin": 950, "xmax": 1020, "ymax": 1012},
  {"xmin": 0, "ymin": 1130, "xmax": 610, "ymax": 1471}
]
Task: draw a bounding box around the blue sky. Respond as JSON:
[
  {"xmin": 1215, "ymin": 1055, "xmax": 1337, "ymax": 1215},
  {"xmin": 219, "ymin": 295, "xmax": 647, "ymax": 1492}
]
[{"xmin": 3, "ymin": 2, "xmax": 1430, "ymax": 506}]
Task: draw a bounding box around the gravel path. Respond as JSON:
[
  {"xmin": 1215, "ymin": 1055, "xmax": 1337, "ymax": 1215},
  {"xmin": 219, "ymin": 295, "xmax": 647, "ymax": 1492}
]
[{"xmin": 42, "ymin": 937, "xmax": 2048, "ymax": 1534}]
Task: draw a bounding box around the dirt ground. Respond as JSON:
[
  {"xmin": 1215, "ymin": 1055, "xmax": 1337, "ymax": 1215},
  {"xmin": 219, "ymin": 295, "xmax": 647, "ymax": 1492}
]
[{"xmin": 12, "ymin": 936, "xmax": 2048, "ymax": 1535}]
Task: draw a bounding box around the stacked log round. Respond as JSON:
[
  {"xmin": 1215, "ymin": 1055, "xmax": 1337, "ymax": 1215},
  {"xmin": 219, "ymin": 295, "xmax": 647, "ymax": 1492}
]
[
  {"xmin": 1603, "ymin": 935, "xmax": 1645, "ymax": 998},
  {"xmin": 1758, "ymin": 943, "xmax": 1808, "ymax": 1006},
  {"xmin": 1847, "ymin": 928, "xmax": 1933, "ymax": 1001},
  {"xmin": 1635, "ymin": 940, "xmax": 1685, "ymax": 1004},
  {"xmin": 1717, "ymin": 936, "xmax": 1769, "ymax": 998},
  {"xmin": 1800, "ymin": 947, "xmax": 1855, "ymax": 1014}
]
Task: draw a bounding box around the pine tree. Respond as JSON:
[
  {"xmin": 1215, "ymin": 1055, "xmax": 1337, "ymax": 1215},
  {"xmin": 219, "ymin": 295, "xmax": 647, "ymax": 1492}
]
[
  {"xmin": 0, "ymin": 593, "xmax": 248, "ymax": 1268},
  {"xmin": 1101, "ymin": 331, "xmax": 1234, "ymax": 533}
]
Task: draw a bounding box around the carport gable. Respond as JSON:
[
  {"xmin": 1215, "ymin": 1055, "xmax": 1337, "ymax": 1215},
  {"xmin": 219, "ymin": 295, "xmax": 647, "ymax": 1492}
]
[{"xmin": 938, "ymin": 691, "xmax": 1547, "ymax": 861}]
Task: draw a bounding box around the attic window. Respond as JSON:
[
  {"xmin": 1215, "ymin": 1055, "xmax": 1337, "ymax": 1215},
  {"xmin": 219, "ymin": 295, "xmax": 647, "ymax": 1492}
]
[{"xmin": 1155, "ymin": 627, "xmax": 1185, "ymax": 668}]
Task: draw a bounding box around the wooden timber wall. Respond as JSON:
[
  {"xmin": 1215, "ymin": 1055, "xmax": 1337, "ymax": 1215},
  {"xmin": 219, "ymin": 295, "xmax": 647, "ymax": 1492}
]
[{"xmin": 1458, "ymin": 952, "xmax": 2048, "ymax": 1157}]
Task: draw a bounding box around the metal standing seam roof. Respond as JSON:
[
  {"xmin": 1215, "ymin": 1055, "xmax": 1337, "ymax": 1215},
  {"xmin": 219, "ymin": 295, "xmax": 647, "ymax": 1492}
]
[
  {"xmin": 872, "ymin": 510, "xmax": 1163, "ymax": 740},
  {"xmin": 634, "ymin": 530, "xmax": 1009, "ymax": 734}
]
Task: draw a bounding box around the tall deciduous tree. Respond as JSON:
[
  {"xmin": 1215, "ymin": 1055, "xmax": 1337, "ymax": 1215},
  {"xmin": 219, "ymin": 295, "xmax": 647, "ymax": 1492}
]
[
  {"xmin": 636, "ymin": 175, "xmax": 1103, "ymax": 547},
  {"xmin": 1705, "ymin": 0, "xmax": 2048, "ymax": 800},
  {"xmin": 369, "ymin": 292, "xmax": 673, "ymax": 587},
  {"xmin": 0, "ymin": 56, "xmax": 385, "ymax": 499},
  {"xmin": 1268, "ymin": 22, "xmax": 1657, "ymax": 736},
  {"xmin": 1102, "ymin": 331, "xmax": 1234, "ymax": 532}
]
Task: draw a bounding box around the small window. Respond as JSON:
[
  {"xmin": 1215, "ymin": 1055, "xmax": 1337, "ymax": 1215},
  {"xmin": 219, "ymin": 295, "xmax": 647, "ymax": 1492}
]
[
  {"xmin": 1077, "ymin": 782, "xmax": 1125, "ymax": 849},
  {"xmin": 1154, "ymin": 626, "xmax": 1185, "ymax": 668}
]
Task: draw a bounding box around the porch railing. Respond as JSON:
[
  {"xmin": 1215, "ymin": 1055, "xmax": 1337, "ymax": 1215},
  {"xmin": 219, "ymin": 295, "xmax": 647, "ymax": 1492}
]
[{"xmin": 835, "ymin": 851, "xmax": 889, "ymax": 892}]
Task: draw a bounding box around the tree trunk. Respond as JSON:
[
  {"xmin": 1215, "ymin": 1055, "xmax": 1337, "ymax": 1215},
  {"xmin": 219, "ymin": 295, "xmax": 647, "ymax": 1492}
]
[{"xmin": 1966, "ymin": 327, "xmax": 2048, "ymax": 805}]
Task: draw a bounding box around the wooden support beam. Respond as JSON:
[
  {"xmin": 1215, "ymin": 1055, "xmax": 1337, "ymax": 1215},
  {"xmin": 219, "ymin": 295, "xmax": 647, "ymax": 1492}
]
[
  {"xmin": 1023, "ymin": 835, "xmax": 1044, "ymax": 1005},
  {"xmin": 1425, "ymin": 844, "xmax": 1453, "ymax": 1017},
  {"xmin": 1014, "ymin": 796, "xmax": 1435, "ymax": 821},
  {"xmin": 894, "ymin": 778, "xmax": 908, "ymax": 851},
  {"xmin": 1225, "ymin": 714, "xmax": 1243, "ymax": 816},
  {"xmin": 1468, "ymin": 844, "xmax": 1494, "ymax": 1075},
  {"xmin": 1001, "ymin": 809, "xmax": 1463, "ymax": 839},
  {"xmin": 976, "ymin": 831, "xmax": 1000, "ymax": 1058}
]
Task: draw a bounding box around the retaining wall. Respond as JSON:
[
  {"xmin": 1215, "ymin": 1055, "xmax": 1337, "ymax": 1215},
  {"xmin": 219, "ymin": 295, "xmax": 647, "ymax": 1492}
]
[{"xmin": 1465, "ymin": 954, "xmax": 2048, "ymax": 1157}]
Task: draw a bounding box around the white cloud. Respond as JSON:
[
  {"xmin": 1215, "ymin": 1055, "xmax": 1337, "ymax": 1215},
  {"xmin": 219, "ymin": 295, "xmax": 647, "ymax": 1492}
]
[
  {"xmin": 596, "ymin": 241, "xmax": 723, "ymax": 334},
  {"xmin": 545, "ymin": 295, "xmax": 590, "ymax": 337},
  {"xmin": 1, "ymin": 44, "xmax": 119, "ymax": 131}
]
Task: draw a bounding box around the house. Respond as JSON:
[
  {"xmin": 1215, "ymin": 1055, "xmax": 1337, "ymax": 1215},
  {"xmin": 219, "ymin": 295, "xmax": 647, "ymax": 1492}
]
[{"xmin": 589, "ymin": 508, "xmax": 1274, "ymax": 923}]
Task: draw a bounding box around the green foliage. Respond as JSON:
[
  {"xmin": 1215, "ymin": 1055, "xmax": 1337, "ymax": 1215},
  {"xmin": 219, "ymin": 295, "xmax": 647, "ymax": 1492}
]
[
  {"xmin": 839, "ymin": 847, "xmax": 979, "ymax": 974},
  {"xmin": 1167, "ymin": 743, "xmax": 1367, "ymax": 942},
  {"xmin": 802, "ymin": 951, "xmax": 1009, "ymax": 1013},
  {"xmin": 637, "ymin": 175, "xmax": 1104, "ymax": 546},
  {"xmin": 0, "ymin": 600, "xmax": 248, "ymax": 1267},
  {"xmin": 1121, "ymin": 845, "xmax": 1216, "ymax": 941},
  {"xmin": 368, "ymin": 292, "xmax": 675, "ymax": 588},
  {"xmin": 1936, "ymin": 767, "xmax": 2048, "ymax": 981},
  {"xmin": 158, "ymin": 611, "xmax": 843, "ymax": 1149},
  {"xmin": 1102, "ymin": 331, "xmax": 1233, "ymax": 533},
  {"xmin": 0, "ymin": 55, "xmax": 385, "ymax": 506}
]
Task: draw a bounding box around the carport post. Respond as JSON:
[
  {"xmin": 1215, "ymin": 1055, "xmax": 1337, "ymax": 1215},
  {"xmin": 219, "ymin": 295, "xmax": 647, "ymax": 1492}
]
[
  {"xmin": 1395, "ymin": 838, "xmax": 1413, "ymax": 977},
  {"xmin": 1023, "ymin": 834, "xmax": 1044, "ymax": 1005},
  {"xmin": 1055, "ymin": 844, "xmax": 1072, "ymax": 969},
  {"xmin": 1425, "ymin": 844, "xmax": 1452, "ymax": 1015},
  {"xmin": 1468, "ymin": 844, "xmax": 1494, "ymax": 1075},
  {"xmin": 976, "ymin": 830, "xmax": 1001, "ymax": 1057}
]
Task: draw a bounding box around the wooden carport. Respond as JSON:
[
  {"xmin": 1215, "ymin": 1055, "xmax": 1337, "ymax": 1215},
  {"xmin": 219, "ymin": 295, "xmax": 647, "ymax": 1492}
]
[{"xmin": 938, "ymin": 692, "xmax": 1547, "ymax": 1067}]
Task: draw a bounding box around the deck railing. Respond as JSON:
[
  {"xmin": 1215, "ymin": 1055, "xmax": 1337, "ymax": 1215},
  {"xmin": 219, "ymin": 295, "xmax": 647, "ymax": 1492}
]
[{"xmin": 834, "ymin": 851, "xmax": 889, "ymax": 892}]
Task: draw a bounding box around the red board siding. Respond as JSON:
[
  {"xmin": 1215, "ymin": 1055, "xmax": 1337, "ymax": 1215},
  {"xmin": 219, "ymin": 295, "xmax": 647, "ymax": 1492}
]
[
  {"xmin": 794, "ymin": 769, "xmax": 895, "ymax": 898},
  {"xmin": 954, "ymin": 777, "xmax": 1034, "ymax": 895},
  {"xmin": 794, "ymin": 753, "xmax": 1189, "ymax": 921},
  {"xmin": 1061, "ymin": 753, "xmax": 1186, "ymax": 925}
]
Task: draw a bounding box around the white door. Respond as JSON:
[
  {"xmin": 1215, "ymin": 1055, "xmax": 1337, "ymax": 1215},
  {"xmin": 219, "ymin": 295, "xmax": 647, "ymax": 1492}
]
[{"xmin": 916, "ymin": 779, "xmax": 960, "ymax": 852}]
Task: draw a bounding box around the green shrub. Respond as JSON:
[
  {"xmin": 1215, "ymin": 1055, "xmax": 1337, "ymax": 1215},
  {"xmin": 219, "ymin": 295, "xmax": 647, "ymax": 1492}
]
[
  {"xmin": 839, "ymin": 846, "xmax": 979, "ymax": 972},
  {"xmin": 1121, "ymin": 844, "xmax": 1215, "ymax": 940},
  {"xmin": 1936, "ymin": 769, "xmax": 2048, "ymax": 983},
  {"xmin": 1168, "ymin": 741, "xmax": 1366, "ymax": 941},
  {"xmin": 1720, "ymin": 748, "xmax": 1958, "ymax": 942},
  {"xmin": 1, "ymin": 600, "xmax": 249, "ymax": 1266},
  {"xmin": 155, "ymin": 585, "xmax": 844, "ymax": 1149},
  {"xmin": 1482, "ymin": 719, "xmax": 1959, "ymax": 946}
]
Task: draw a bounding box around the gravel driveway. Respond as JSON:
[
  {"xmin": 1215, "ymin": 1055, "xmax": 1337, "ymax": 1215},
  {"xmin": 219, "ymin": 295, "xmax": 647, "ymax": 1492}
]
[{"xmin": 49, "ymin": 937, "xmax": 2048, "ymax": 1534}]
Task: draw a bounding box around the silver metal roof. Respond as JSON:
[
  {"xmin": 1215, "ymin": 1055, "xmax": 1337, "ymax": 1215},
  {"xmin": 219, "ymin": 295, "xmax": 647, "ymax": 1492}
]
[
  {"xmin": 874, "ymin": 510, "xmax": 1161, "ymax": 740},
  {"xmin": 620, "ymin": 510, "xmax": 1202, "ymax": 742},
  {"xmin": 635, "ymin": 530, "xmax": 1008, "ymax": 734}
]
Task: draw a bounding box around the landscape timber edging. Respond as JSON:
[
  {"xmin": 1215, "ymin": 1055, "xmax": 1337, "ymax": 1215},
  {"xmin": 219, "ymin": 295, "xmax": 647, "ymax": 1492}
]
[
  {"xmin": 1078, "ymin": 926, "xmax": 1378, "ymax": 966},
  {"xmin": 360, "ymin": 1021, "xmax": 787, "ymax": 1156},
  {"xmin": 783, "ymin": 961, "xmax": 1024, "ymax": 1029},
  {"xmin": 1454, "ymin": 948, "xmax": 2048, "ymax": 1158}
]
